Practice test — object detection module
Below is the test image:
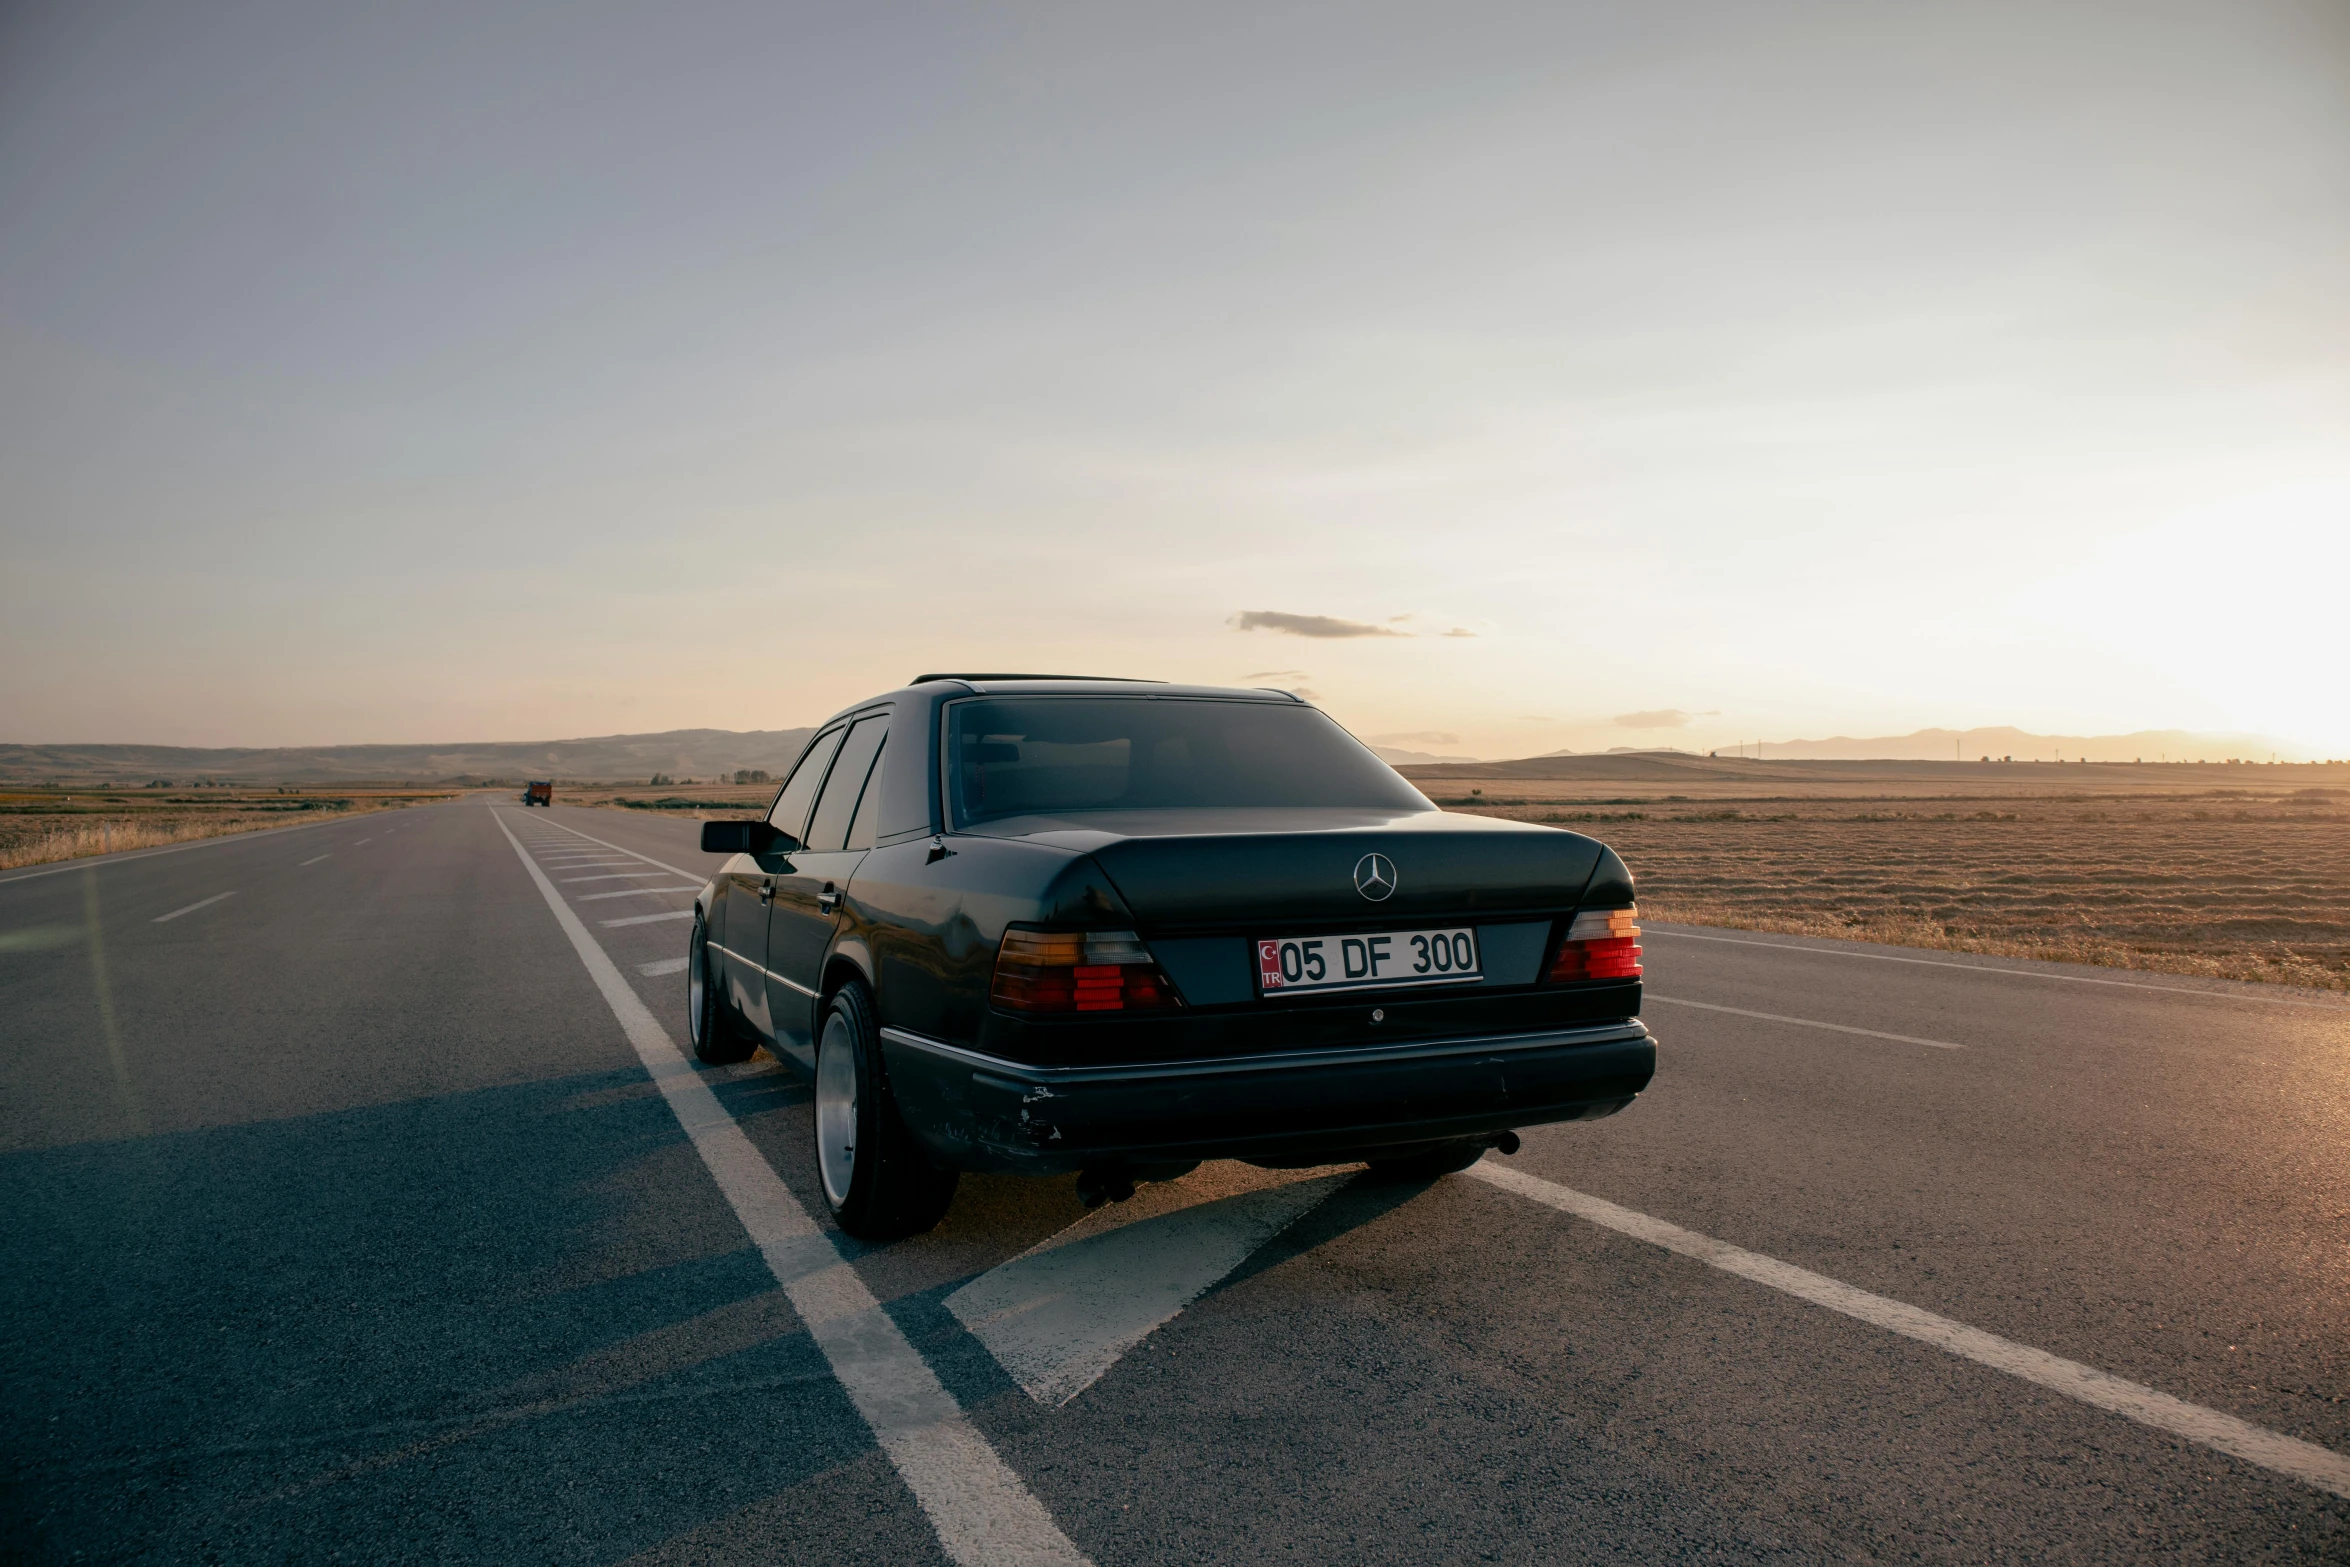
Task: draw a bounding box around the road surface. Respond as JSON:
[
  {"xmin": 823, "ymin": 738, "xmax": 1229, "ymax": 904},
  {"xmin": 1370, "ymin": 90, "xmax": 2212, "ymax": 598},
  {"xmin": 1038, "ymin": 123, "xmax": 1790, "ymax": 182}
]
[{"xmin": 4, "ymin": 798, "xmax": 2345, "ymax": 1563}]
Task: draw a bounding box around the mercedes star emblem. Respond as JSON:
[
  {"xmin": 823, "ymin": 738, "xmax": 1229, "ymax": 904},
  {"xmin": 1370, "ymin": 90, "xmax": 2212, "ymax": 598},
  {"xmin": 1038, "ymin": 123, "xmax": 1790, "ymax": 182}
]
[{"xmin": 1352, "ymin": 852, "xmax": 1397, "ymax": 902}]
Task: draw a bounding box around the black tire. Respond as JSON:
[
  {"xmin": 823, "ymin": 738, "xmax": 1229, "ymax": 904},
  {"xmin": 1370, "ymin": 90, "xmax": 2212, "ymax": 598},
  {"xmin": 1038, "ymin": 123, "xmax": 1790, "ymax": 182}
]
[
  {"xmin": 687, "ymin": 915, "xmax": 754, "ymax": 1065},
  {"xmin": 813, "ymin": 981, "xmax": 957, "ymax": 1239},
  {"xmin": 1363, "ymin": 1139, "xmax": 1488, "ymax": 1180}
]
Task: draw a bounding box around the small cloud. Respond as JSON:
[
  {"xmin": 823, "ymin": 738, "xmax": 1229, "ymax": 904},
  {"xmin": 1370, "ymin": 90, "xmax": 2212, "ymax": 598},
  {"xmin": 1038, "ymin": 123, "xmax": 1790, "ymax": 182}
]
[
  {"xmin": 1233, "ymin": 610, "xmax": 1405, "ymax": 639},
  {"xmin": 1291, "ymin": 687, "xmax": 1322, "ymax": 701},
  {"xmin": 1244, "ymin": 669, "xmax": 1310, "ymax": 680},
  {"xmin": 1615, "ymin": 709, "xmax": 1694, "ymax": 730},
  {"xmin": 1441, "ymin": 627, "xmax": 1477, "ymax": 638},
  {"xmin": 1388, "ymin": 613, "xmax": 1415, "ymax": 623},
  {"xmin": 1372, "ymin": 731, "xmax": 1461, "ymax": 746}
]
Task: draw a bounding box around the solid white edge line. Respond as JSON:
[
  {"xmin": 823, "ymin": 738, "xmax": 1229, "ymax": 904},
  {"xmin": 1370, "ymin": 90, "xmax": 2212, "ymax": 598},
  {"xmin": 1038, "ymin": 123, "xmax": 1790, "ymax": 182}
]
[
  {"xmin": 489, "ymin": 809, "xmax": 1091, "ymax": 1567},
  {"xmin": 152, "ymin": 890, "xmax": 237, "ymax": 923},
  {"xmin": 1646, "ymin": 995, "xmax": 1962, "ymax": 1050},
  {"xmin": 1645, "ymin": 928, "xmax": 2350, "ymax": 1011},
  {"xmin": 1467, "ymin": 1161, "xmax": 2350, "ymax": 1503}
]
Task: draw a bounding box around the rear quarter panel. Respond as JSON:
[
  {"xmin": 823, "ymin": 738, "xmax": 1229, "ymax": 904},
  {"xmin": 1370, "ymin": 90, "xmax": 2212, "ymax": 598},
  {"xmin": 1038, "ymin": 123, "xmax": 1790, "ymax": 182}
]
[{"xmin": 848, "ymin": 835, "xmax": 1125, "ymax": 1043}]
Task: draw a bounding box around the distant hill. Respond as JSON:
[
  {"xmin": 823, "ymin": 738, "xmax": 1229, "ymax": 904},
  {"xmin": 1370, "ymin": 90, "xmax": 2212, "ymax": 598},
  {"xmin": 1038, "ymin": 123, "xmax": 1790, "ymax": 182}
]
[
  {"xmin": 0, "ymin": 728, "xmax": 819, "ymax": 785},
  {"xmin": 1719, "ymin": 727, "xmax": 2308, "ymax": 763},
  {"xmin": 1369, "ymin": 746, "xmax": 1482, "ymax": 766}
]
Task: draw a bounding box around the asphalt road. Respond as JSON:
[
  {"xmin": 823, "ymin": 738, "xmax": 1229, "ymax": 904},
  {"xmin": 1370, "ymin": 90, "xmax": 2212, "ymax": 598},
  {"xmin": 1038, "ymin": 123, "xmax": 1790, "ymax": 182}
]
[{"xmin": 4, "ymin": 798, "xmax": 2346, "ymax": 1564}]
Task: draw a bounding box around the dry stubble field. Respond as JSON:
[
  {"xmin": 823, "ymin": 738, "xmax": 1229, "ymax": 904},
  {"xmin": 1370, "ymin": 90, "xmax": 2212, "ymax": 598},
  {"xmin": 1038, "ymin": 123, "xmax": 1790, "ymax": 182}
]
[
  {"xmin": 1407, "ymin": 756, "xmax": 2350, "ymax": 992},
  {"xmin": 0, "ymin": 787, "xmax": 459, "ymax": 871}
]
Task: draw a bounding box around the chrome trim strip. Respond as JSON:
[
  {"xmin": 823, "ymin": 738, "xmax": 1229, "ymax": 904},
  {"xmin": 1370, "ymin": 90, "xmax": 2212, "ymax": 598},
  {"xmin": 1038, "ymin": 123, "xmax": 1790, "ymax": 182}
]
[
  {"xmin": 707, "ymin": 940, "xmax": 821, "ymax": 998},
  {"xmin": 876, "ymin": 1019, "xmax": 1650, "ymax": 1084}
]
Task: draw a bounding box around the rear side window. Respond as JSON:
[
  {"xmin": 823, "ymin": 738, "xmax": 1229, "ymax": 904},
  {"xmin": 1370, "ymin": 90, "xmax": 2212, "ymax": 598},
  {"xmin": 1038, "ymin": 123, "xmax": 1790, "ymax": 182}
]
[
  {"xmin": 767, "ymin": 726, "xmax": 844, "ymax": 844},
  {"xmin": 845, "ymin": 738, "xmax": 887, "ymax": 850},
  {"xmin": 803, "ymin": 715, "xmax": 888, "ymax": 852},
  {"xmin": 947, "ymin": 697, "xmax": 1427, "ymax": 827}
]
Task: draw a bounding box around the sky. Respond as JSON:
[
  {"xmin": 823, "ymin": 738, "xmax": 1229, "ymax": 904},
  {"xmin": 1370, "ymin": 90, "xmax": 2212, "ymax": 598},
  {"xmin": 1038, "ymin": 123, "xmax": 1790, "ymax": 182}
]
[{"xmin": 3, "ymin": 0, "xmax": 2346, "ymax": 758}]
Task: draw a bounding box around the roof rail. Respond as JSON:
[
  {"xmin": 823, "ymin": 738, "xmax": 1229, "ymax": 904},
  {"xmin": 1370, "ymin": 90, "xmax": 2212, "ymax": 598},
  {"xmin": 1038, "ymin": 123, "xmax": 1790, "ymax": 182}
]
[{"xmin": 908, "ymin": 673, "xmax": 1165, "ymax": 685}]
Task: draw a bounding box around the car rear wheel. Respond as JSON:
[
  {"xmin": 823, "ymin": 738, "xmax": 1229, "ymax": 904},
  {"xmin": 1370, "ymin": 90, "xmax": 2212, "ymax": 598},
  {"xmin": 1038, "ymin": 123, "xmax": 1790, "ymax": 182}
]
[
  {"xmin": 814, "ymin": 980, "xmax": 957, "ymax": 1239},
  {"xmin": 688, "ymin": 916, "xmax": 754, "ymax": 1066},
  {"xmin": 1363, "ymin": 1139, "xmax": 1487, "ymax": 1180}
]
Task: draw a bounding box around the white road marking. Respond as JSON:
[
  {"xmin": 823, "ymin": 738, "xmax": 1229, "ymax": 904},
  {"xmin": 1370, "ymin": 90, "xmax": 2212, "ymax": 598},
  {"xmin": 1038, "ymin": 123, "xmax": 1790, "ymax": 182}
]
[
  {"xmin": 639, "ymin": 956, "xmax": 689, "ymax": 976},
  {"xmin": 299, "ymin": 855, "xmax": 331, "ymax": 866},
  {"xmin": 950, "ymin": 1166, "xmax": 1346, "ymax": 1406},
  {"xmin": 1646, "ymin": 928, "xmax": 2350, "ymax": 1010},
  {"xmin": 153, "ymin": 891, "xmax": 236, "ymax": 923},
  {"xmin": 1470, "ymin": 1161, "xmax": 2350, "ymax": 1503},
  {"xmin": 605, "ymin": 910, "xmax": 697, "ymax": 927},
  {"xmin": 512, "ymin": 818, "xmax": 703, "ymax": 878},
  {"xmin": 563, "ymin": 872, "xmax": 677, "ymax": 884},
  {"xmin": 1646, "ymin": 995, "xmax": 1962, "ymax": 1050},
  {"xmin": 355, "ymin": 838, "xmax": 372, "ymax": 845},
  {"xmin": 576, "ymin": 885, "xmax": 702, "ymax": 902},
  {"xmin": 490, "ymin": 810, "xmax": 1089, "ymax": 1567}
]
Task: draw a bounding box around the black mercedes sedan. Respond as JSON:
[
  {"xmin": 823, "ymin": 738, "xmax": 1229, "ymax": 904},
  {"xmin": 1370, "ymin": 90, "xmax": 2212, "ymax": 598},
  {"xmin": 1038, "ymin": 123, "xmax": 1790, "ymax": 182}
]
[{"xmin": 690, "ymin": 676, "xmax": 1654, "ymax": 1238}]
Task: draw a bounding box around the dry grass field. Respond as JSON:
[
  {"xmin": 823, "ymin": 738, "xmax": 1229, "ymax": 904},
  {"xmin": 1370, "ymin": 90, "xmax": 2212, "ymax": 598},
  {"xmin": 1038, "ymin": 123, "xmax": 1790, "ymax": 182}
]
[
  {"xmin": 542, "ymin": 781, "xmax": 783, "ymax": 818},
  {"xmin": 0, "ymin": 787, "xmax": 461, "ymax": 871},
  {"xmin": 1407, "ymin": 757, "xmax": 2350, "ymax": 992}
]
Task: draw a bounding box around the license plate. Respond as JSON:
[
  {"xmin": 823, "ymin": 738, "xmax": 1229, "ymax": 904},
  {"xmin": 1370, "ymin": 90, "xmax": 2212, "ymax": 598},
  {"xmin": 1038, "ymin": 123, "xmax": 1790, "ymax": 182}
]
[{"xmin": 1255, "ymin": 927, "xmax": 1482, "ymax": 997}]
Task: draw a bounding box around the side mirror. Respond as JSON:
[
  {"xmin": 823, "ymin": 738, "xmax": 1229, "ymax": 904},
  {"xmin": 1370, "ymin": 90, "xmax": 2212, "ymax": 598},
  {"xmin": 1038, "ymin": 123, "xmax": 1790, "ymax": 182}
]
[{"xmin": 700, "ymin": 820, "xmax": 795, "ymax": 855}]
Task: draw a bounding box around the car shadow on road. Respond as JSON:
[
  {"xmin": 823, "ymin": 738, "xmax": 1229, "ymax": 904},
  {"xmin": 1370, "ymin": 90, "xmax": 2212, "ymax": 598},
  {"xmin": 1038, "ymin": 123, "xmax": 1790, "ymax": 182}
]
[{"xmin": 1210, "ymin": 1168, "xmax": 1436, "ymax": 1296}]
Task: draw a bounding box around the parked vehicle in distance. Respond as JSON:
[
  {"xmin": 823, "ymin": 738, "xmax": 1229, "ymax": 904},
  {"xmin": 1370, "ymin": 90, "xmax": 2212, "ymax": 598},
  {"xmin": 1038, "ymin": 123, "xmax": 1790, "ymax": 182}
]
[
  {"xmin": 690, "ymin": 676, "xmax": 1653, "ymax": 1238},
  {"xmin": 522, "ymin": 780, "xmax": 553, "ymax": 807}
]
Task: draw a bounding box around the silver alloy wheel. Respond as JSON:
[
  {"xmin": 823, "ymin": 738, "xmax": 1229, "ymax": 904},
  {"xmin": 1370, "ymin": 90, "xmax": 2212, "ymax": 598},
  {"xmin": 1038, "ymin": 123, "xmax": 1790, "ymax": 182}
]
[
  {"xmin": 687, "ymin": 925, "xmax": 708, "ymax": 1047},
  {"xmin": 815, "ymin": 1010, "xmax": 859, "ymax": 1208}
]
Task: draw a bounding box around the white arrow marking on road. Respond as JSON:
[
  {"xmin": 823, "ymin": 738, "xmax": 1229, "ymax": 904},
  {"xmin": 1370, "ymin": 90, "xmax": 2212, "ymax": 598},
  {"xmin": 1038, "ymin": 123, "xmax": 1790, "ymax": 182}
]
[{"xmin": 949, "ymin": 1163, "xmax": 1348, "ymax": 1406}]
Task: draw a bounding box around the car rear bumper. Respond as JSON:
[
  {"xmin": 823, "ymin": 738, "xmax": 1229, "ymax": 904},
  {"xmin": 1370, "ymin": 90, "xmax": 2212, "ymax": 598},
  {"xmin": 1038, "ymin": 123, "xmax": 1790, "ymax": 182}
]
[{"xmin": 880, "ymin": 1018, "xmax": 1656, "ymax": 1174}]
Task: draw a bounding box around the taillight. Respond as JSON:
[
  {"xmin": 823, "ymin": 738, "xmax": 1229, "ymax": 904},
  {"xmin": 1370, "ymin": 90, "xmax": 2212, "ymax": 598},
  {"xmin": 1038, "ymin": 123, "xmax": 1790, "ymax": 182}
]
[
  {"xmin": 990, "ymin": 928, "xmax": 1180, "ymax": 1013},
  {"xmin": 1550, "ymin": 905, "xmax": 1642, "ymax": 982}
]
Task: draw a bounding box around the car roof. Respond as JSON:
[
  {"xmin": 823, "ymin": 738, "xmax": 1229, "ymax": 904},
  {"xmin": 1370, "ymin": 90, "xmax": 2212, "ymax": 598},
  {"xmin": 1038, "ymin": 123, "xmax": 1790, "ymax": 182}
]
[
  {"xmin": 803, "ymin": 676, "xmax": 1306, "ymax": 736},
  {"xmin": 906, "ymin": 676, "xmax": 1303, "ymax": 701}
]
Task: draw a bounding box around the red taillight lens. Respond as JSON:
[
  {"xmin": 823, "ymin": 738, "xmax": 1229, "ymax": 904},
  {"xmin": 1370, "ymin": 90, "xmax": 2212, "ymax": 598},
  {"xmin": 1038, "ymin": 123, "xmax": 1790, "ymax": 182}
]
[
  {"xmin": 990, "ymin": 929, "xmax": 1181, "ymax": 1013},
  {"xmin": 1549, "ymin": 905, "xmax": 1642, "ymax": 982}
]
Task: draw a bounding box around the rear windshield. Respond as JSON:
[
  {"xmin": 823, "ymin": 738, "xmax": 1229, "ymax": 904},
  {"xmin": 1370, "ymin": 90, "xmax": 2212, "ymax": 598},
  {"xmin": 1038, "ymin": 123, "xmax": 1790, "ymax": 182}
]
[{"xmin": 946, "ymin": 697, "xmax": 1428, "ymax": 826}]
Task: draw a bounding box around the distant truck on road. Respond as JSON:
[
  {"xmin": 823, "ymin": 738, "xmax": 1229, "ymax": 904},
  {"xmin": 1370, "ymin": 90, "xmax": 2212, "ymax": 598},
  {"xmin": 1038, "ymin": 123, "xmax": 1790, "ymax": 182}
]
[{"xmin": 522, "ymin": 780, "xmax": 553, "ymax": 807}]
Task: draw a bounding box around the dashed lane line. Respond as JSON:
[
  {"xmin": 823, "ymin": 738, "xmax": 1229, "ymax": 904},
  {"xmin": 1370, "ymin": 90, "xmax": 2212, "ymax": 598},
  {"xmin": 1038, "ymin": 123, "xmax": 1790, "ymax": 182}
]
[
  {"xmin": 491, "ymin": 810, "xmax": 1091, "ymax": 1567},
  {"xmin": 1645, "ymin": 995, "xmax": 1962, "ymax": 1050},
  {"xmin": 1470, "ymin": 1160, "xmax": 2350, "ymax": 1504},
  {"xmin": 299, "ymin": 855, "xmax": 331, "ymax": 866},
  {"xmin": 153, "ymin": 891, "xmax": 237, "ymax": 923},
  {"xmin": 1646, "ymin": 928, "xmax": 2350, "ymax": 1010},
  {"xmin": 605, "ymin": 910, "xmax": 696, "ymax": 928}
]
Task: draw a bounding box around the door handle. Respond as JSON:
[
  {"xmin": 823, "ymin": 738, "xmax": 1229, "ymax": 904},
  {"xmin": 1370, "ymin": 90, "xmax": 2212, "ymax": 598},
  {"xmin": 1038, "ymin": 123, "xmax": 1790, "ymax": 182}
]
[
  {"xmin": 757, "ymin": 878, "xmax": 777, "ymax": 903},
  {"xmin": 817, "ymin": 885, "xmax": 843, "ymax": 914}
]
